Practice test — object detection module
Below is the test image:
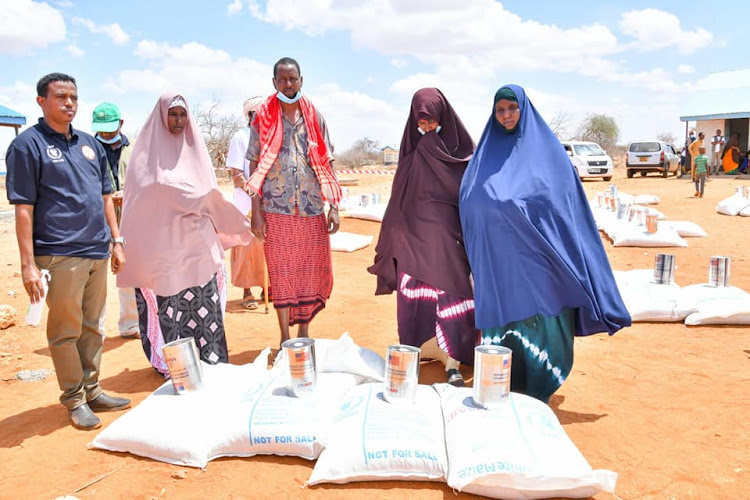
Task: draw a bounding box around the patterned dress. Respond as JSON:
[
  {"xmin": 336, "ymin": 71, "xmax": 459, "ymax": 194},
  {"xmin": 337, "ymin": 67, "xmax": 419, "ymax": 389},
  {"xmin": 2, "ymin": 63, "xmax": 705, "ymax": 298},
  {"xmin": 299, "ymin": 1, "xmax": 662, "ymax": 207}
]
[{"xmin": 136, "ymin": 269, "xmax": 228, "ymax": 377}]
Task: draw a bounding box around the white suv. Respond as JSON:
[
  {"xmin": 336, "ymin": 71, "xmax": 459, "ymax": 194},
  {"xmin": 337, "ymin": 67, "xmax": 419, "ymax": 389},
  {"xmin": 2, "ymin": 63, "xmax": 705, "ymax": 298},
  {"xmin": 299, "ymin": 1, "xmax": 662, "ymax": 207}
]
[
  {"xmin": 561, "ymin": 141, "xmax": 613, "ymax": 181},
  {"xmin": 626, "ymin": 141, "xmax": 680, "ymax": 178}
]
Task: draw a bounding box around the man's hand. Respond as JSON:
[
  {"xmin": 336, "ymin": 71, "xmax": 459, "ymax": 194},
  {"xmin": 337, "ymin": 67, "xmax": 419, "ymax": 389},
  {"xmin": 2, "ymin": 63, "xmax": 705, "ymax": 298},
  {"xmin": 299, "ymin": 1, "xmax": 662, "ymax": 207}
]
[
  {"xmin": 111, "ymin": 243, "xmax": 126, "ymax": 274},
  {"xmin": 111, "ymin": 190, "xmax": 123, "ymax": 207},
  {"xmin": 327, "ymin": 206, "xmax": 340, "ymax": 234},
  {"xmin": 22, "ymin": 264, "xmax": 45, "ymax": 303},
  {"xmin": 251, "ymin": 208, "xmax": 267, "ymax": 242}
]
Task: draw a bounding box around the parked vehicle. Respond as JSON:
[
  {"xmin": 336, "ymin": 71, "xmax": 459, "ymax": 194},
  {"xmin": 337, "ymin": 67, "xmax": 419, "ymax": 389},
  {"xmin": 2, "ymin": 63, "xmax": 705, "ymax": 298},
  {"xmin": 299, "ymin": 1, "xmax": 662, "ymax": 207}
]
[
  {"xmin": 626, "ymin": 141, "xmax": 680, "ymax": 178},
  {"xmin": 561, "ymin": 141, "xmax": 613, "ymax": 181}
]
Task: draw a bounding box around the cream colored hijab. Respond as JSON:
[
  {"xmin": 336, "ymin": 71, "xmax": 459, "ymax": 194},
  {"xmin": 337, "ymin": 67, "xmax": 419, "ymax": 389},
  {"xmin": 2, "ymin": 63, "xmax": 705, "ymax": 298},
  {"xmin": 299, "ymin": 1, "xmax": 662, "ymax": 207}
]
[{"xmin": 117, "ymin": 92, "xmax": 252, "ymax": 296}]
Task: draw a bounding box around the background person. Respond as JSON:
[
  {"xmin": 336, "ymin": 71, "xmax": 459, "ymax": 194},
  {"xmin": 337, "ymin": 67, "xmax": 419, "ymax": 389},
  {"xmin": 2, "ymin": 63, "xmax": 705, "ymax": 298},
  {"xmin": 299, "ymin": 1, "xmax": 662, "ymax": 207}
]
[
  {"xmin": 243, "ymin": 57, "xmax": 341, "ymax": 347},
  {"xmin": 227, "ymin": 96, "xmax": 267, "ymax": 310},
  {"xmin": 693, "ymin": 146, "xmax": 709, "ymax": 198},
  {"xmin": 92, "ymin": 102, "xmax": 139, "ymax": 339},
  {"xmin": 5, "ymin": 72, "xmax": 130, "ymax": 430},
  {"xmin": 688, "ymin": 131, "xmax": 705, "ymax": 181},
  {"xmin": 116, "ymin": 92, "xmax": 253, "ymax": 376},
  {"xmin": 368, "ymin": 88, "xmax": 477, "ymax": 387},
  {"xmin": 710, "ymin": 129, "xmax": 725, "ymax": 175},
  {"xmin": 459, "ymin": 84, "xmax": 630, "ymax": 403},
  {"xmin": 722, "ymin": 132, "xmax": 741, "ymax": 175}
]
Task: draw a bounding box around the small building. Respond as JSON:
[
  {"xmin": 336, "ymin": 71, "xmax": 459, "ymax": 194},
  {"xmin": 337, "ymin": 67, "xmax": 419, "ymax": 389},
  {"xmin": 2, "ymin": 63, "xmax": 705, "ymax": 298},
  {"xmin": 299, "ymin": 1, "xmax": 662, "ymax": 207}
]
[
  {"xmin": 381, "ymin": 146, "xmax": 398, "ymax": 165},
  {"xmin": 0, "ymin": 104, "xmax": 27, "ymax": 175},
  {"xmin": 679, "ymin": 84, "xmax": 750, "ymax": 153},
  {"xmin": 0, "ymin": 104, "xmax": 26, "ymax": 136}
]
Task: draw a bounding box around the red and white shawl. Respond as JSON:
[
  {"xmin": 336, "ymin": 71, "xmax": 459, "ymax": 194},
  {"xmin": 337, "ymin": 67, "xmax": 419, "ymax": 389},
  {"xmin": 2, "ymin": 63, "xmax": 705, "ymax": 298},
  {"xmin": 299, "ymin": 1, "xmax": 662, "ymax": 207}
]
[{"xmin": 244, "ymin": 94, "xmax": 342, "ymax": 205}]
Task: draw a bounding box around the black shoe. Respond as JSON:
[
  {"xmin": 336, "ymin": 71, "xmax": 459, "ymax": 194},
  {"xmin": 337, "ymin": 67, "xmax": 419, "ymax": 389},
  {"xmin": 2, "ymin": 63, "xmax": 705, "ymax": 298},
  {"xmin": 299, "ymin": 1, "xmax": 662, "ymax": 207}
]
[
  {"xmin": 88, "ymin": 393, "xmax": 131, "ymax": 413},
  {"xmin": 447, "ymin": 368, "xmax": 465, "ymax": 387},
  {"xmin": 69, "ymin": 404, "xmax": 101, "ymax": 430}
]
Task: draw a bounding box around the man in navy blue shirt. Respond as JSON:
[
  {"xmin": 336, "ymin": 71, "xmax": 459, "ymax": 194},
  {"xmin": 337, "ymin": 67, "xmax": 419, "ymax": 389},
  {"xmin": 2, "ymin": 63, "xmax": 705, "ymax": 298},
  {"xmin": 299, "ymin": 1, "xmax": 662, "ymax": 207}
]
[{"xmin": 5, "ymin": 73, "xmax": 131, "ymax": 430}]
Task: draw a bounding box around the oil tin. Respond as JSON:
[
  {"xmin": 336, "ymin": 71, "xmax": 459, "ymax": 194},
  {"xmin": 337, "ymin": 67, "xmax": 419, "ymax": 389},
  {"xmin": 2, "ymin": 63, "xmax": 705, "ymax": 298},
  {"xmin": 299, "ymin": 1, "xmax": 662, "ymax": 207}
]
[
  {"xmin": 384, "ymin": 345, "xmax": 420, "ymax": 403},
  {"xmin": 360, "ymin": 194, "xmax": 369, "ymax": 207},
  {"xmin": 472, "ymin": 345, "xmax": 512, "ymax": 409},
  {"xmin": 646, "ymin": 213, "xmax": 658, "ymax": 233},
  {"xmin": 162, "ymin": 337, "xmax": 204, "ymax": 394},
  {"xmin": 736, "ymin": 186, "xmax": 744, "ymax": 196},
  {"xmin": 653, "ymin": 253, "xmax": 675, "ymax": 285},
  {"xmin": 371, "ymin": 193, "xmax": 381, "ymax": 205},
  {"xmin": 608, "ymin": 184, "xmax": 617, "ymax": 198},
  {"xmin": 709, "ymin": 256, "xmax": 731, "ymax": 287},
  {"xmin": 744, "ymin": 186, "xmax": 750, "ymax": 199},
  {"xmin": 282, "ymin": 338, "xmax": 317, "ymax": 397}
]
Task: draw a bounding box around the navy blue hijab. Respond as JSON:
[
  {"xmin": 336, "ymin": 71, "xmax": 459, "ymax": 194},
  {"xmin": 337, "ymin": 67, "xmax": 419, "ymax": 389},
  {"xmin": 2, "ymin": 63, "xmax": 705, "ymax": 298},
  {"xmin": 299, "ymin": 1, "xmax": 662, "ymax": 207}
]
[{"xmin": 459, "ymin": 85, "xmax": 630, "ymax": 336}]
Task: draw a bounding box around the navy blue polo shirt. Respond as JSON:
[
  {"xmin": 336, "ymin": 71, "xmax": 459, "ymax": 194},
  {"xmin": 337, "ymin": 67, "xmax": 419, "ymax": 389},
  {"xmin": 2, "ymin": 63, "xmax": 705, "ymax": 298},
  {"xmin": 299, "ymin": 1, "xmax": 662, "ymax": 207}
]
[{"xmin": 5, "ymin": 118, "xmax": 112, "ymax": 259}]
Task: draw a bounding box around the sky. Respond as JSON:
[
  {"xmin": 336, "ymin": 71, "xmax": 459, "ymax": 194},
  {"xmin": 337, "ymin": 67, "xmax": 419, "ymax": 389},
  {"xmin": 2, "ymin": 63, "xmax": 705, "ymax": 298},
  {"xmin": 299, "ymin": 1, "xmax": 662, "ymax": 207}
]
[{"xmin": 2, "ymin": 0, "xmax": 749, "ymax": 161}]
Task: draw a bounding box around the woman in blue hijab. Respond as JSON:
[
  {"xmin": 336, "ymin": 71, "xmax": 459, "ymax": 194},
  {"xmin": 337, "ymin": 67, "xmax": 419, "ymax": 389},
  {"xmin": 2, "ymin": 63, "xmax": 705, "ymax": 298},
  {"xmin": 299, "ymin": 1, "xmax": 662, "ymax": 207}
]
[{"xmin": 459, "ymin": 85, "xmax": 630, "ymax": 403}]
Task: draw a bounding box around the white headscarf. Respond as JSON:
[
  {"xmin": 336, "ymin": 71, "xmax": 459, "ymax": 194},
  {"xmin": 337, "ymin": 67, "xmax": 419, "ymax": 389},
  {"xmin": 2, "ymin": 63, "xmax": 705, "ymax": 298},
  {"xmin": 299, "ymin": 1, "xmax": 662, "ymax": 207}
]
[{"xmin": 243, "ymin": 96, "xmax": 264, "ymax": 122}]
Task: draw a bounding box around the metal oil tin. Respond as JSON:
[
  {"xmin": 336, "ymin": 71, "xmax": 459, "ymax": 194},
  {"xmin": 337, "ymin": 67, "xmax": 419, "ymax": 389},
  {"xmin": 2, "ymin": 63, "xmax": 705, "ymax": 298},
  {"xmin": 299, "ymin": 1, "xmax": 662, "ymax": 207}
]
[
  {"xmin": 360, "ymin": 194, "xmax": 370, "ymax": 207},
  {"xmin": 709, "ymin": 256, "xmax": 731, "ymax": 287},
  {"xmin": 371, "ymin": 193, "xmax": 381, "ymax": 205},
  {"xmin": 282, "ymin": 337, "xmax": 317, "ymax": 397},
  {"xmin": 162, "ymin": 337, "xmax": 204, "ymax": 394},
  {"xmin": 653, "ymin": 253, "xmax": 675, "ymax": 285},
  {"xmin": 472, "ymin": 345, "xmax": 512, "ymax": 409},
  {"xmin": 646, "ymin": 213, "xmax": 658, "ymax": 234},
  {"xmin": 384, "ymin": 345, "xmax": 420, "ymax": 403},
  {"xmin": 744, "ymin": 186, "xmax": 750, "ymax": 199}
]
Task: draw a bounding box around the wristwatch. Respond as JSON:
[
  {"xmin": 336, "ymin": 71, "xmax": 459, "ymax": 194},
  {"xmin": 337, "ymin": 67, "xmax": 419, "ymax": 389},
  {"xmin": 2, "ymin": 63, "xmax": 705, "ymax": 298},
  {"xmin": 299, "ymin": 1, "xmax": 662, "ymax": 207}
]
[{"xmin": 112, "ymin": 236, "xmax": 126, "ymax": 245}]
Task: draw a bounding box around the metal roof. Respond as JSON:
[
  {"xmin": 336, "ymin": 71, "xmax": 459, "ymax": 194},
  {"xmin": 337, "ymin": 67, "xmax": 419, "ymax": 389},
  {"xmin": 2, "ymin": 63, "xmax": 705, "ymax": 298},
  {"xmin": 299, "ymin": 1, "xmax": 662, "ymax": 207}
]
[{"xmin": 0, "ymin": 104, "xmax": 26, "ymax": 127}]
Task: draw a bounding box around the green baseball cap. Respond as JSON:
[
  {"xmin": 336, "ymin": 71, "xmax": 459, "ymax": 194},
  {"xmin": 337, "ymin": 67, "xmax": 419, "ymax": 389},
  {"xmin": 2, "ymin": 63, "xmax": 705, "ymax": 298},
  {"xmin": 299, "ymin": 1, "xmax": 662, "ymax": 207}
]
[{"xmin": 92, "ymin": 102, "xmax": 121, "ymax": 133}]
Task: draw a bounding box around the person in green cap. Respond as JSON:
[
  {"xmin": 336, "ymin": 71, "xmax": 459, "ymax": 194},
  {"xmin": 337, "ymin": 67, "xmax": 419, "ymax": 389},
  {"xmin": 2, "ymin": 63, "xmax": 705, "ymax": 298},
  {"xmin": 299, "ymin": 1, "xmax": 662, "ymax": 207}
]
[{"xmin": 92, "ymin": 102, "xmax": 139, "ymax": 339}]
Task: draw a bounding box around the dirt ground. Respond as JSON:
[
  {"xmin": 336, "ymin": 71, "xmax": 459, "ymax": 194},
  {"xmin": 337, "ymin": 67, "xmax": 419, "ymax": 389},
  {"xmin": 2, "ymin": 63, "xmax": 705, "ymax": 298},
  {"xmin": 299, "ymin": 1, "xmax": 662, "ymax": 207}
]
[{"xmin": 1, "ymin": 166, "xmax": 749, "ymax": 500}]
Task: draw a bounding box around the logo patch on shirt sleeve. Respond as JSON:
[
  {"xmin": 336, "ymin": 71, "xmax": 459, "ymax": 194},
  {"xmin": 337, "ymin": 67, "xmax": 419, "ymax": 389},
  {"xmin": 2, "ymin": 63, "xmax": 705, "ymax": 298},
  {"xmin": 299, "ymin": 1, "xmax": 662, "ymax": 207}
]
[{"xmin": 81, "ymin": 145, "xmax": 96, "ymax": 161}]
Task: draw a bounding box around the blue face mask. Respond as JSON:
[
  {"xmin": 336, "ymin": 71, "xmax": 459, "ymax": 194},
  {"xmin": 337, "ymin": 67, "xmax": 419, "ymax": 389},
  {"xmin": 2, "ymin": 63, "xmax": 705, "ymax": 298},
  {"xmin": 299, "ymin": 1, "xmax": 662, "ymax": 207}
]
[
  {"xmin": 97, "ymin": 133, "xmax": 121, "ymax": 145},
  {"xmin": 276, "ymin": 91, "xmax": 302, "ymax": 104}
]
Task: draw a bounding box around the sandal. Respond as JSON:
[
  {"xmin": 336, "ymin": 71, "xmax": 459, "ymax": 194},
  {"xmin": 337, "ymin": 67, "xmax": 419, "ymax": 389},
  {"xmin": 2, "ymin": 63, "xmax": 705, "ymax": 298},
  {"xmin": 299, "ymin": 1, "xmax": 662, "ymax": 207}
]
[
  {"xmin": 260, "ymin": 290, "xmax": 273, "ymax": 302},
  {"xmin": 240, "ymin": 297, "xmax": 258, "ymax": 310},
  {"xmin": 447, "ymin": 368, "xmax": 465, "ymax": 387}
]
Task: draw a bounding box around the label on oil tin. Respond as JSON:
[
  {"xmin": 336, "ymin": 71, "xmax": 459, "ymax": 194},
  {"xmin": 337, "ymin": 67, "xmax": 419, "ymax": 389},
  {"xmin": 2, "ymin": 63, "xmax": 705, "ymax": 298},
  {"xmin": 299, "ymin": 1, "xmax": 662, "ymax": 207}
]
[{"xmin": 384, "ymin": 345, "xmax": 419, "ymax": 403}]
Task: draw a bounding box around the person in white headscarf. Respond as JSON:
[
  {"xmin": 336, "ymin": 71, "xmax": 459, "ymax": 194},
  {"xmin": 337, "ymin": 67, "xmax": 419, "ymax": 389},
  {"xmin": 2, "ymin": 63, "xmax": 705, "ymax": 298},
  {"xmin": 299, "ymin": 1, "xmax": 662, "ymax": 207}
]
[{"xmin": 227, "ymin": 96, "xmax": 267, "ymax": 309}]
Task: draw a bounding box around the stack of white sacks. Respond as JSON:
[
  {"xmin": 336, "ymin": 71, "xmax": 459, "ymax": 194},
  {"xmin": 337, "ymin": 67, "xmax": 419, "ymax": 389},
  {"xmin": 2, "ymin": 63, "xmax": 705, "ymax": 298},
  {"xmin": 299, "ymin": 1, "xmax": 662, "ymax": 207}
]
[
  {"xmin": 590, "ymin": 189, "xmax": 707, "ymax": 247},
  {"xmin": 716, "ymin": 186, "xmax": 750, "ymax": 216},
  {"xmin": 341, "ymin": 192, "xmax": 388, "ymax": 222},
  {"xmin": 614, "ymin": 268, "xmax": 750, "ymax": 325},
  {"xmin": 90, "ymin": 332, "xmax": 618, "ymax": 500}
]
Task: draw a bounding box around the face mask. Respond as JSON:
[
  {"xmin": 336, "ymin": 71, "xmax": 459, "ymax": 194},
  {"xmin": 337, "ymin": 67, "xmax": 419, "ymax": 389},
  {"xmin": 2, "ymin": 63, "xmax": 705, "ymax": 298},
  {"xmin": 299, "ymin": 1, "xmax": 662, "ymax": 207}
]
[
  {"xmin": 97, "ymin": 133, "xmax": 121, "ymax": 145},
  {"xmin": 276, "ymin": 91, "xmax": 302, "ymax": 104}
]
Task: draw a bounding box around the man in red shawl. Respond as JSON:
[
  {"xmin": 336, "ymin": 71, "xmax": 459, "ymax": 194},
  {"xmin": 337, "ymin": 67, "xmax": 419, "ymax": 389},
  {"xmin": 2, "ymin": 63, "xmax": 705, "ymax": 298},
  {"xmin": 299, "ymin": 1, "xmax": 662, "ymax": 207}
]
[{"xmin": 244, "ymin": 57, "xmax": 341, "ymax": 346}]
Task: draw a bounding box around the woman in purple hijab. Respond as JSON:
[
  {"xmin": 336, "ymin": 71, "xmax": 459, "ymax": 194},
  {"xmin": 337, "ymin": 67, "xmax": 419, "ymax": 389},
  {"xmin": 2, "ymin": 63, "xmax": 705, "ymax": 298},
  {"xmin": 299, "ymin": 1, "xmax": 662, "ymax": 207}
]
[{"xmin": 368, "ymin": 88, "xmax": 478, "ymax": 386}]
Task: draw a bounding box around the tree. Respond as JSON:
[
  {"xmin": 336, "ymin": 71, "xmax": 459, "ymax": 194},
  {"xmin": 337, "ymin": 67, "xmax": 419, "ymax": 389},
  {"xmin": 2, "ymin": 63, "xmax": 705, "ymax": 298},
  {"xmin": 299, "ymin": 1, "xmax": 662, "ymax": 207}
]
[
  {"xmin": 194, "ymin": 101, "xmax": 243, "ymax": 171},
  {"xmin": 336, "ymin": 137, "xmax": 382, "ymax": 168},
  {"xmin": 656, "ymin": 131, "xmax": 676, "ymax": 148},
  {"xmin": 576, "ymin": 114, "xmax": 619, "ymax": 153},
  {"xmin": 547, "ymin": 109, "xmax": 573, "ymax": 140}
]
